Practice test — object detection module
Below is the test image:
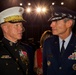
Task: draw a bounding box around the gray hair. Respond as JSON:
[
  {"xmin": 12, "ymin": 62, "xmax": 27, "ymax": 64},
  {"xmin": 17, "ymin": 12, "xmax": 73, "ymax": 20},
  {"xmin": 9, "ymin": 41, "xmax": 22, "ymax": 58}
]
[{"xmin": 64, "ymin": 18, "xmax": 75, "ymax": 27}]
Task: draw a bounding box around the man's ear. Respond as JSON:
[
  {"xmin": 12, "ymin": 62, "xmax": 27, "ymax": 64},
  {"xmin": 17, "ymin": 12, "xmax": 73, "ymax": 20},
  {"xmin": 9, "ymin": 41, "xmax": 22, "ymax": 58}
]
[
  {"xmin": 66, "ymin": 20, "xmax": 73, "ymax": 28},
  {"xmin": 1, "ymin": 23, "xmax": 8, "ymax": 32}
]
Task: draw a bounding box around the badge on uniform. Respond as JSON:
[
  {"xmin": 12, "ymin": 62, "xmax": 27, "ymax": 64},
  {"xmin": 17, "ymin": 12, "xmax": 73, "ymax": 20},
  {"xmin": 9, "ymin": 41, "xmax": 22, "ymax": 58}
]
[
  {"xmin": 68, "ymin": 52, "xmax": 76, "ymax": 60},
  {"xmin": 47, "ymin": 61, "xmax": 51, "ymax": 66},
  {"xmin": 9, "ymin": 41, "xmax": 13, "ymax": 46},
  {"xmin": 72, "ymin": 64, "xmax": 76, "ymax": 70},
  {"xmin": 1, "ymin": 55, "xmax": 11, "ymax": 59}
]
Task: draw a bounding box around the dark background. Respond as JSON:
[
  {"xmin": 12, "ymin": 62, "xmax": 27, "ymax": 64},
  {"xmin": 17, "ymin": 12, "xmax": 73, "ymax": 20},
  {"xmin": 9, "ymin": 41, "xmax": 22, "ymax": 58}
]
[{"xmin": 0, "ymin": 0, "xmax": 76, "ymax": 42}]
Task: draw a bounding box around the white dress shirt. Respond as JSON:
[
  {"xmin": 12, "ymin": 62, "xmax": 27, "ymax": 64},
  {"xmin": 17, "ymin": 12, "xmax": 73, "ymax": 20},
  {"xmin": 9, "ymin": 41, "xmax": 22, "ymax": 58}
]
[{"xmin": 59, "ymin": 32, "xmax": 72, "ymax": 52}]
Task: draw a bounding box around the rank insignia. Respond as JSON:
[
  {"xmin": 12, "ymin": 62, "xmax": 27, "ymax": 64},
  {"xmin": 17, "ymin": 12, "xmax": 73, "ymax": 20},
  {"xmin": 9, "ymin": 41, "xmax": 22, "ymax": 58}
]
[
  {"xmin": 72, "ymin": 64, "xmax": 76, "ymax": 70},
  {"xmin": 47, "ymin": 61, "xmax": 51, "ymax": 66},
  {"xmin": 9, "ymin": 42, "xmax": 13, "ymax": 46}
]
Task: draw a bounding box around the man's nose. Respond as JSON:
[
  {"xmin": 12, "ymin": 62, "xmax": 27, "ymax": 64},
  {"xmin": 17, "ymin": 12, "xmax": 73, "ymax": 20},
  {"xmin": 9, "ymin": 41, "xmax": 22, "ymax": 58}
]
[{"xmin": 50, "ymin": 21, "xmax": 56, "ymax": 27}]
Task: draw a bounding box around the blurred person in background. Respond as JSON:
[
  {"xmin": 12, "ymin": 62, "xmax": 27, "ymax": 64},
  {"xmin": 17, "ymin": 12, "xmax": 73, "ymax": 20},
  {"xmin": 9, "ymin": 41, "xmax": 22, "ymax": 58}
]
[{"xmin": 34, "ymin": 30, "xmax": 52, "ymax": 75}]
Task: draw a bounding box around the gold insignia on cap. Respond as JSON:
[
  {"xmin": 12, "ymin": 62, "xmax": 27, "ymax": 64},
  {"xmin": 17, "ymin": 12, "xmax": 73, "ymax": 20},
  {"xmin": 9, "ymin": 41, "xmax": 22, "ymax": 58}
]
[
  {"xmin": 47, "ymin": 61, "xmax": 51, "ymax": 66},
  {"xmin": 4, "ymin": 15, "xmax": 24, "ymax": 22},
  {"xmin": 72, "ymin": 64, "xmax": 76, "ymax": 70}
]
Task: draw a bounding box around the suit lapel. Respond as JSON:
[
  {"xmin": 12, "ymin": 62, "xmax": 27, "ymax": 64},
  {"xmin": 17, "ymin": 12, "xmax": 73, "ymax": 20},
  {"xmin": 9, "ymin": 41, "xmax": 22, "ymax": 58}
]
[{"xmin": 52, "ymin": 36, "xmax": 60, "ymax": 62}]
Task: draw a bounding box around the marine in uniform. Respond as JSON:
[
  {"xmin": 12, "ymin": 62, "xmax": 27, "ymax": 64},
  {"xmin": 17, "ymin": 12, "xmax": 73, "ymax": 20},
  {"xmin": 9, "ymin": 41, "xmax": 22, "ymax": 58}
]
[
  {"xmin": 43, "ymin": 5, "xmax": 76, "ymax": 75},
  {"xmin": 0, "ymin": 6, "xmax": 30, "ymax": 75}
]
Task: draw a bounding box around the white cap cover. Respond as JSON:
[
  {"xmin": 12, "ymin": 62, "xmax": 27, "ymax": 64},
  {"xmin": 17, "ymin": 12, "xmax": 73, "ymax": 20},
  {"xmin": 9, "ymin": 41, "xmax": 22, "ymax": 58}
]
[{"xmin": 0, "ymin": 6, "xmax": 25, "ymax": 24}]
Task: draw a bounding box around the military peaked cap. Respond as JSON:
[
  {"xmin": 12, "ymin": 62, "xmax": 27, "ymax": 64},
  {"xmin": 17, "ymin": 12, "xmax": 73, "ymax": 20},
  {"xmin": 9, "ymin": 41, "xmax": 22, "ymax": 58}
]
[{"xmin": 48, "ymin": 5, "xmax": 76, "ymax": 21}]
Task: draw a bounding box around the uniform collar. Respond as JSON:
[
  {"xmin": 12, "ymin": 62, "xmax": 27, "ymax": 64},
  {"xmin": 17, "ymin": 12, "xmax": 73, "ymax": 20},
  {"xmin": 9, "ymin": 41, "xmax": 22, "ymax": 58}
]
[{"xmin": 2, "ymin": 37, "xmax": 19, "ymax": 47}]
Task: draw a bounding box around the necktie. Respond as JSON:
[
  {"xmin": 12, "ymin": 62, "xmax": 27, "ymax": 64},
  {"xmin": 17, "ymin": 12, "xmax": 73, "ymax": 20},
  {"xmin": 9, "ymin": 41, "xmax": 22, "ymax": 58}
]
[{"xmin": 60, "ymin": 40, "xmax": 65, "ymax": 56}]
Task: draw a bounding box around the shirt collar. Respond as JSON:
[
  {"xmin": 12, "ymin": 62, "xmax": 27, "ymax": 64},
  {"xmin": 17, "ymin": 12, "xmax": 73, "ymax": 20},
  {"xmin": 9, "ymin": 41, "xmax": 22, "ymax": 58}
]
[
  {"xmin": 59, "ymin": 32, "xmax": 72, "ymax": 42},
  {"xmin": 59, "ymin": 32, "xmax": 72, "ymax": 49}
]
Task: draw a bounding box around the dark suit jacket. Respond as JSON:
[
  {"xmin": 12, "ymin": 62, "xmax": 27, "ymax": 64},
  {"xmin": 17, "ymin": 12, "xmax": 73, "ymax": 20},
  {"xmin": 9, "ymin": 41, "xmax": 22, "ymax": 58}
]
[{"xmin": 43, "ymin": 34, "xmax": 76, "ymax": 75}]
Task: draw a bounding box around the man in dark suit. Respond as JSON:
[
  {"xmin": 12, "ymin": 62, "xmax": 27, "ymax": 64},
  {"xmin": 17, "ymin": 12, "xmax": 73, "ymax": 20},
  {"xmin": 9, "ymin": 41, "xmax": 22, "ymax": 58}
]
[
  {"xmin": 43, "ymin": 5, "xmax": 76, "ymax": 75},
  {"xmin": 0, "ymin": 6, "xmax": 31, "ymax": 75}
]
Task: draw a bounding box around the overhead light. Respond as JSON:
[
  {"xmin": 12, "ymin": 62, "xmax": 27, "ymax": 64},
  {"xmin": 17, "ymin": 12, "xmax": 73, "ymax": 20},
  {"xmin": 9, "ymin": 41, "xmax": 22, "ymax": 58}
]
[
  {"xmin": 52, "ymin": 2, "xmax": 55, "ymax": 5},
  {"xmin": 28, "ymin": 3, "xmax": 31, "ymax": 6},
  {"xmin": 42, "ymin": 7, "xmax": 46, "ymax": 12},
  {"xmin": 26, "ymin": 7, "xmax": 31, "ymax": 13},
  {"xmin": 20, "ymin": 3, "xmax": 23, "ymax": 6},
  {"xmin": 36, "ymin": 7, "xmax": 41, "ymax": 13},
  {"xmin": 61, "ymin": 2, "xmax": 64, "ymax": 5}
]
